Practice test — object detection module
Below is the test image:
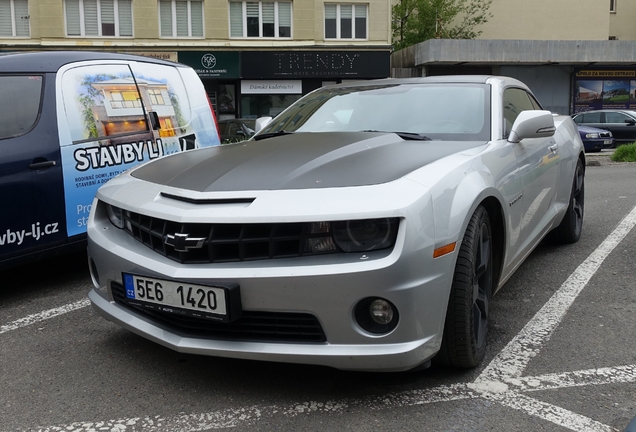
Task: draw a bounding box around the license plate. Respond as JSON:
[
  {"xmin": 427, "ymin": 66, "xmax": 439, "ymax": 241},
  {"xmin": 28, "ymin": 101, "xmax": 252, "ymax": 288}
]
[
  {"xmin": 123, "ymin": 274, "xmax": 229, "ymax": 321},
  {"xmin": 604, "ymin": 139, "xmax": 613, "ymax": 145}
]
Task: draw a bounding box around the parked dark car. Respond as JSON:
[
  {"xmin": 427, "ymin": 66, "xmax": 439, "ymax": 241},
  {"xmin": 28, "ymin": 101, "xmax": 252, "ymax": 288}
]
[
  {"xmin": 576, "ymin": 125, "xmax": 614, "ymax": 152},
  {"xmin": 571, "ymin": 110, "xmax": 636, "ymax": 145},
  {"xmin": 218, "ymin": 118, "xmax": 256, "ymax": 143}
]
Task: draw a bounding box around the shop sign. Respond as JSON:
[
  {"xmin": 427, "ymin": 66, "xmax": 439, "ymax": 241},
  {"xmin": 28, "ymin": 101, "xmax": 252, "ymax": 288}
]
[
  {"xmin": 574, "ymin": 69, "xmax": 636, "ymax": 113},
  {"xmin": 241, "ymin": 51, "xmax": 390, "ymax": 79},
  {"xmin": 178, "ymin": 52, "xmax": 240, "ymax": 78},
  {"xmin": 241, "ymin": 80, "xmax": 302, "ymax": 94},
  {"xmin": 128, "ymin": 51, "xmax": 178, "ymax": 62}
]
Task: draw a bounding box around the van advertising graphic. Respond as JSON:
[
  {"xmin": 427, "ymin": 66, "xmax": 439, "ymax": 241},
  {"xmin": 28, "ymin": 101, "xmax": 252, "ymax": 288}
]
[{"xmin": 57, "ymin": 63, "xmax": 220, "ymax": 237}]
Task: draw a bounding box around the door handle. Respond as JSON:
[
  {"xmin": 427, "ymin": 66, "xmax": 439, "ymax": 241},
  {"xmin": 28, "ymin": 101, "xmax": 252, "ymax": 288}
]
[
  {"xmin": 29, "ymin": 160, "xmax": 56, "ymax": 170},
  {"xmin": 548, "ymin": 144, "xmax": 558, "ymax": 153}
]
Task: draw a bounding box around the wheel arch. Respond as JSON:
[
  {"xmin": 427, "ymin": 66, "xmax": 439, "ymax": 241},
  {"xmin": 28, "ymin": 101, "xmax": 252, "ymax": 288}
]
[{"xmin": 479, "ymin": 196, "xmax": 505, "ymax": 291}]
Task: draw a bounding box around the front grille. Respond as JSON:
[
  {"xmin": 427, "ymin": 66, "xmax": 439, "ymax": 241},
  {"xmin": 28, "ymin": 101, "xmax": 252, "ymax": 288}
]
[
  {"xmin": 598, "ymin": 131, "xmax": 612, "ymax": 138},
  {"xmin": 122, "ymin": 211, "xmax": 337, "ymax": 264},
  {"xmin": 111, "ymin": 282, "xmax": 327, "ymax": 343}
]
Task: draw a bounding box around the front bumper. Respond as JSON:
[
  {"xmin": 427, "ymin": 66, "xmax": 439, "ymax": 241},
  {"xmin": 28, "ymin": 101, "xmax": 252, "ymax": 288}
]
[{"xmin": 87, "ymin": 181, "xmax": 456, "ymax": 372}]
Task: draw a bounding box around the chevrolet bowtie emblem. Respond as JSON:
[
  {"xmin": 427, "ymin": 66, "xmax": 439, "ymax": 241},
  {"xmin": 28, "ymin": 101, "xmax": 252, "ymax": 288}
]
[{"xmin": 165, "ymin": 233, "xmax": 206, "ymax": 252}]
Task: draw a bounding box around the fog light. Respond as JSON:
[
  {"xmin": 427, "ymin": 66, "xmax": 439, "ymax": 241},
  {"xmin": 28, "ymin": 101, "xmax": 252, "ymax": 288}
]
[
  {"xmin": 354, "ymin": 297, "xmax": 399, "ymax": 334},
  {"xmin": 370, "ymin": 299, "xmax": 394, "ymax": 324}
]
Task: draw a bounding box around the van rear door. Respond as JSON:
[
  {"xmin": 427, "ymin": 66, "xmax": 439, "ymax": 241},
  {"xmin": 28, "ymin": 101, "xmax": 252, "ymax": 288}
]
[{"xmin": 56, "ymin": 61, "xmax": 220, "ymax": 239}]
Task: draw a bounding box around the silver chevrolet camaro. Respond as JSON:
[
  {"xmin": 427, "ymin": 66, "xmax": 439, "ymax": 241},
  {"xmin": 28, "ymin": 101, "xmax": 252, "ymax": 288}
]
[{"xmin": 87, "ymin": 76, "xmax": 585, "ymax": 372}]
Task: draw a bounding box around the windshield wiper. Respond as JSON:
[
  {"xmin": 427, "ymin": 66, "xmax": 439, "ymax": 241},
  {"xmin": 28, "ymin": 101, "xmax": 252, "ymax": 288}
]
[
  {"xmin": 253, "ymin": 130, "xmax": 294, "ymax": 141},
  {"xmin": 362, "ymin": 130, "xmax": 432, "ymax": 141}
]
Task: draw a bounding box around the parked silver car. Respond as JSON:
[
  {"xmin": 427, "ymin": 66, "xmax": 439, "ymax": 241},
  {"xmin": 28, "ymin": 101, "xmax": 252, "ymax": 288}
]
[{"xmin": 87, "ymin": 76, "xmax": 585, "ymax": 372}]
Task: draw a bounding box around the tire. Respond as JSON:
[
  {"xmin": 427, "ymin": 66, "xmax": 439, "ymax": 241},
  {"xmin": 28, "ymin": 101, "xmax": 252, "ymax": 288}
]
[
  {"xmin": 549, "ymin": 158, "xmax": 584, "ymax": 244},
  {"xmin": 435, "ymin": 205, "xmax": 493, "ymax": 368}
]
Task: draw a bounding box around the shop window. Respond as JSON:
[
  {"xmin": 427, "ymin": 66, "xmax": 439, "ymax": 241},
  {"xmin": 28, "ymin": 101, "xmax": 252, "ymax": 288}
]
[
  {"xmin": 0, "ymin": 0, "xmax": 30, "ymax": 37},
  {"xmin": 159, "ymin": 0, "xmax": 203, "ymax": 38},
  {"xmin": 229, "ymin": 1, "xmax": 292, "ymax": 38},
  {"xmin": 241, "ymin": 94, "xmax": 301, "ymax": 118},
  {"xmin": 325, "ymin": 4, "xmax": 367, "ymax": 40},
  {"xmin": 65, "ymin": 0, "xmax": 133, "ymax": 37}
]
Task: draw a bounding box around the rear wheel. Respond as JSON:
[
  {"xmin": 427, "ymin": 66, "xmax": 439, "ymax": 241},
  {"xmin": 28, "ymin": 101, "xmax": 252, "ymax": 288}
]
[
  {"xmin": 436, "ymin": 205, "xmax": 493, "ymax": 368},
  {"xmin": 550, "ymin": 158, "xmax": 584, "ymax": 244}
]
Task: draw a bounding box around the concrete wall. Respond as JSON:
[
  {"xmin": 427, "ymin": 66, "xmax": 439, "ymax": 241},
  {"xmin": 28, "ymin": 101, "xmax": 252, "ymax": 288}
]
[{"xmin": 496, "ymin": 65, "xmax": 572, "ymax": 115}]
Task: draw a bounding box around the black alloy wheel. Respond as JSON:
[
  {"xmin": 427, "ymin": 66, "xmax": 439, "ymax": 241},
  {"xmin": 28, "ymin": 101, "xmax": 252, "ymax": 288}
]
[
  {"xmin": 550, "ymin": 158, "xmax": 585, "ymax": 244},
  {"xmin": 436, "ymin": 205, "xmax": 493, "ymax": 368}
]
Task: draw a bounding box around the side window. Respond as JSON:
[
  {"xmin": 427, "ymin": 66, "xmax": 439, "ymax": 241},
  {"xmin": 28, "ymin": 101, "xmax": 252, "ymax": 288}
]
[
  {"xmin": 528, "ymin": 94, "xmax": 543, "ymax": 110},
  {"xmin": 605, "ymin": 112, "xmax": 632, "ymax": 123},
  {"xmin": 0, "ymin": 75, "xmax": 43, "ymax": 139},
  {"xmin": 503, "ymin": 88, "xmax": 535, "ymax": 137},
  {"xmin": 582, "ymin": 112, "xmax": 601, "ymax": 123}
]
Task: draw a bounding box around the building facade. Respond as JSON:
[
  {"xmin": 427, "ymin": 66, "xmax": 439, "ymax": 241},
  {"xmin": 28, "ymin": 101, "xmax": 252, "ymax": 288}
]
[
  {"xmin": 391, "ymin": 0, "xmax": 636, "ymax": 115},
  {"xmin": 1, "ymin": 0, "xmax": 393, "ymax": 119}
]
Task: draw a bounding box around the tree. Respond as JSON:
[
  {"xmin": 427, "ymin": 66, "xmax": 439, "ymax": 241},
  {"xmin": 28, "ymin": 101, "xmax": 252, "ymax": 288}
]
[{"xmin": 392, "ymin": 0, "xmax": 493, "ymax": 51}]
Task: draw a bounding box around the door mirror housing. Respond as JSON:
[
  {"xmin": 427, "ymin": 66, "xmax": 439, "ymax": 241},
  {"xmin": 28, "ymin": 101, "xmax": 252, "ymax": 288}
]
[
  {"xmin": 508, "ymin": 110, "xmax": 556, "ymax": 143},
  {"xmin": 254, "ymin": 116, "xmax": 273, "ymax": 133}
]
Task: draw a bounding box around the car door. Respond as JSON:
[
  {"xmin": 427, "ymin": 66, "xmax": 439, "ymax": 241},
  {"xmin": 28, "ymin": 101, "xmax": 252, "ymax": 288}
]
[
  {"xmin": 504, "ymin": 88, "xmax": 559, "ymax": 253},
  {"xmin": 0, "ymin": 73, "xmax": 68, "ymax": 263},
  {"xmin": 603, "ymin": 111, "xmax": 636, "ymax": 143}
]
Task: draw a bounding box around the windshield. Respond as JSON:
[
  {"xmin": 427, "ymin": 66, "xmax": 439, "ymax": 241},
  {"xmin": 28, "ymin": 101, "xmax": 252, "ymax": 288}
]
[{"xmin": 258, "ymin": 83, "xmax": 491, "ymax": 141}]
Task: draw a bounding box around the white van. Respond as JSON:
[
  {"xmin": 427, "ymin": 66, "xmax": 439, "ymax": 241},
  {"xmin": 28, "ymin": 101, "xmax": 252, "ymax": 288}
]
[{"xmin": 0, "ymin": 51, "xmax": 221, "ymax": 270}]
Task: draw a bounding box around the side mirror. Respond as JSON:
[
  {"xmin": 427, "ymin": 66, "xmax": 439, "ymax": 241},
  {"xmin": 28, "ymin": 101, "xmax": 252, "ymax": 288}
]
[
  {"xmin": 625, "ymin": 119, "xmax": 636, "ymax": 125},
  {"xmin": 254, "ymin": 116, "xmax": 273, "ymax": 133},
  {"xmin": 508, "ymin": 110, "xmax": 556, "ymax": 143}
]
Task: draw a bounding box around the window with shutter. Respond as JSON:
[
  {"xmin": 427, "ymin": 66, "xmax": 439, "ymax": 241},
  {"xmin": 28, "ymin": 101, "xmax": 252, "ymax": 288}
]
[
  {"xmin": 324, "ymin": 3, "xmax": 367, "ymax": 40},
  {"xmin": 229, "ymin": 1, "xmax": 292, "ymax": 38},
  {"xmin": 64, "ymin": 0, "xmax": 132, "ymax": 37},
  {"xmin": 0, "ymin": 0, "xmax": 31, "ymax": 37},
  {"xmin": 278, "ymin": 1, "xmax": 291, "ymax": 37},
  {"xmin": 158, "ymin": 0, "xmax": 204, "ymax": 38},
  {"xmin": 229, "ymin": 1, "xmax": 243, "ymax": 37}
]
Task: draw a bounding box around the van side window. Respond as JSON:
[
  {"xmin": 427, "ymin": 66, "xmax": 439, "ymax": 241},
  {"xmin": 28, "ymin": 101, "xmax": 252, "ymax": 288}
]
[{"xmin": 0, "ymin": 75, "xmax": 43, "ymax": 139}]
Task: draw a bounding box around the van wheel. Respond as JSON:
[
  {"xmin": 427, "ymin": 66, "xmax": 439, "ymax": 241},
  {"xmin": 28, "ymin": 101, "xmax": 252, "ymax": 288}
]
[
  {"xmin": 550, "ymin": 158, "xmax": 584, "ymax": 244},
  {"xmin": 436, "ymin": 206, "xmax": 493, "ymax": 368}
]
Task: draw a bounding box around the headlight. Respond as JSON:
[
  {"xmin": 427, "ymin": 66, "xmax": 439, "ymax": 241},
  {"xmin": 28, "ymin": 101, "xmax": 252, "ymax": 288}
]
[
  {"xmin": 106, "ymin": 204, "xmax": 125, "ymax": 229},
  {"xmin": 585, "ymin": 133, "xmax": 600, "ymax": 139},
  {"xmin": 332, "ymin": 218, "xmax": 398, "ymax": 252}
]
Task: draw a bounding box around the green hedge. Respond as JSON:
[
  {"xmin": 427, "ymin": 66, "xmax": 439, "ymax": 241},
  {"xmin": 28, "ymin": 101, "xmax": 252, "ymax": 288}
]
[{"xmin": 611, "ymin": 143, "xmax": 636, "ymax": 162}]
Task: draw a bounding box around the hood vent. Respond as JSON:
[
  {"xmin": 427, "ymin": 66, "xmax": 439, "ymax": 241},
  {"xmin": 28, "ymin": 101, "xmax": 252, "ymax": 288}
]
[{"xmin": 161, "ymin": 192, "xmax": 255, "ymax": 205}]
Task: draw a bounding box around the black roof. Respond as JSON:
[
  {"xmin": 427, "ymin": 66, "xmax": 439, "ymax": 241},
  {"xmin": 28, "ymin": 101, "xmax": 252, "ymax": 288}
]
[{"xmin": 0, "ymin": 50, "xmax": 183, "ymax": 73}]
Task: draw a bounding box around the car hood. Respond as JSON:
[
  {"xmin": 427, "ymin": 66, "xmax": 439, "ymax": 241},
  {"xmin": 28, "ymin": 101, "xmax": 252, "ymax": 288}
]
[
  {"xmin": 132, "ymin": 132, "xmax": 485, "ymax": 192},
  {"xmin": 577, "ymin": 125, "xmax": 608, "ymax": 134}
]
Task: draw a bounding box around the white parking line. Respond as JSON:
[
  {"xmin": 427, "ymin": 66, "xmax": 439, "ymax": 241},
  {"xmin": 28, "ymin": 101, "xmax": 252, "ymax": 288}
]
[
  {"xmin": 0, "ymin": 299, "xmax": 90, "ymax": 335},
  {"xmin": 5, "ymin": 204, "xmax": 636, "ymax": 432}
]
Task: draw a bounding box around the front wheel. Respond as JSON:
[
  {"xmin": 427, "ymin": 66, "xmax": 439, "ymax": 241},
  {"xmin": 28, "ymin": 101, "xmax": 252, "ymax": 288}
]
[{"xmin": 435, "ymin": 205, "xmax": 493, "ymax": 368}]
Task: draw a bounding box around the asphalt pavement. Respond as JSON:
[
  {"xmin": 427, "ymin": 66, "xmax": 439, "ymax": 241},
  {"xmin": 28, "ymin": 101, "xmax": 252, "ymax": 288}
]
[{"xmin": 1, "ymin": 162, "xmax": 635, "ymax": 432}]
